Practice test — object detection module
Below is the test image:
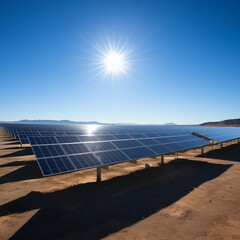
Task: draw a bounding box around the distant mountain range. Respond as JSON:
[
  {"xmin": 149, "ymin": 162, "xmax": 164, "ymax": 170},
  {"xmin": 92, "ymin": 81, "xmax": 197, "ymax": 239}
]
[
  {"xmin": 8, "ymin": 120, "xmax": 103, "ymax": 125},
  {"xmin": 0, "ymin": 119, "xmax": 178, "ymax": 125},
  {"xmin": 164, "ymin": 123, "xmax": 177, "ymax": 125},
  {"xmin": 201, "ymin": 118, "xmax": 240, "ymax": 126},
  {"xmin": 3, "ymin": 118, "xmax": 240, "ymax": 126}
]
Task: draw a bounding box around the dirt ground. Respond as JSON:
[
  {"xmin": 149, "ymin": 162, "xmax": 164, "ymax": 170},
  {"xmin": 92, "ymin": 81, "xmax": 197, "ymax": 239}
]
[{"xmin": 0, "ymin": 127, "xmax": 239, "ymax": 240}]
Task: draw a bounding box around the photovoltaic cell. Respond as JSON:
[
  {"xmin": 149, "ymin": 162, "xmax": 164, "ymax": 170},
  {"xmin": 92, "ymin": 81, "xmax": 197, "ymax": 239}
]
[
  {"xmin": 56, "ymin": 136, "xmax": 81, "ymax": 143},
  {"xmin": 78, "ymin": 135, "xmax": 98, "ymax": 142},
  {"xmin": 61, "ymin": 143, "xmax": 90, "ymax": 155},
  {"xmin": 148, "ymin": 144, "xmax": 171, "ymax": 155},
  {"xmin": 169, "ymin": 136, "xmax": 190, "ymax": 142},
  {"xmin": 122, "ymin": 147, "xmax": 155, "ymax": 159},
  {"xmin": 144, "ymin": 133, "xmax": 159, "ymax": 137},
  {"xmin": 47, "ymin": 158, "xmax": 59, "ymax": 174},
  {"xmin": 85, "ymin": 142, "xmax": 116, "ymax": 152},
  {"xmin": 32, "ymin": 145, "xmax": 65, "ymax": 158},
  {"xmin": 113, "ymin": 140, "xmax": 142, "ymax": 148},
  {"xmin": 96, "ymin": 135, "xmax": 115, "ymax": 141},
  {"xmin": 95, "ymin": 150, "xmax": 129, "ymax": 165},
  {"xmin": 164, "ymin": 143, "xmax": 184, "ymax": 152},
  {"xmin": 129, "ymin": 133, "xmax": 146, "ymax": 139},
  {"xmin": 112, "ymin": 134, "xmax": 132, "ymax": 139},
  {"xmin": 138, "ymin": 138, "xmax": 158, "ymax": 146},
  {"xmin": 38, "ymin": 158, "xmax": 51, "ymax": 175},
  {"xmin": 69, "ymin": 154, "xmax": 102, "ymax": 169},
  {"xmin": 154, "ymin": 137, "xmax": 173, "ymax": 144}
]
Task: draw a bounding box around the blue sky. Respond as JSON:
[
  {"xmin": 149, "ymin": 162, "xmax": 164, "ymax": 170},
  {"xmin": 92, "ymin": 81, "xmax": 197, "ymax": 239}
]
[{"xmin": 1, "ymin": 0, "xmax": 240, "ymax": 124}]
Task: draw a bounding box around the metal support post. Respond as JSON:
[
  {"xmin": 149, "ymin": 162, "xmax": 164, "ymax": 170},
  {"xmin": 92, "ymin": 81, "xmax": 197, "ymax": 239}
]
[
  {"xmin": 201, "ymin": 147, "xmax": 204, "ymax": 155},
  {"xmin": 97, "ymin": 167, "xmax": 101, "ymax": 182},
  {"xmin": 161, "ymin": 155, "xmax": 164, "ymax": 165}
]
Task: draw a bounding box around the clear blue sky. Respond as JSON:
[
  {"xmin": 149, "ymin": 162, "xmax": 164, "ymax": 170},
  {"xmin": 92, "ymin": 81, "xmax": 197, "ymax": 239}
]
[{"xmin": 1, "ymin": 0, "xmax": 240, "ymax": 124}]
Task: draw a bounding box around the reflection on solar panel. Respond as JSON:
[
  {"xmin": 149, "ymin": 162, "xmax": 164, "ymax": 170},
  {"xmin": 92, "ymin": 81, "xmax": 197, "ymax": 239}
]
[
  {"xmin": 61, "ymin": 144, "xmax": 90, "ymax": 155},
  {"xmin": 2, "ymin": 123, "xmax": 240, "ymax": 178},
  {"xmin": 95, "ymin": 150, "xmax": 129, "ymax": 165},
  {"xmin": 113, "ymin": 140, "xmax": 142, "ymax": 148},
  {"xmin": 69, "ymin": 154, "xmax": 101, "ymax": 169},
  {"xmin": 122, "ymin": 147, "xmax": 155, "ymax": 159}
]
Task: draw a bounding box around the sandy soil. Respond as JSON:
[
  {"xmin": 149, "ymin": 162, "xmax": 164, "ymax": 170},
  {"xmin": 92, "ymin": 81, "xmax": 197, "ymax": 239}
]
[{"xmin": 0, "ymin": 127, "xmax": 239, "ymax": 240}]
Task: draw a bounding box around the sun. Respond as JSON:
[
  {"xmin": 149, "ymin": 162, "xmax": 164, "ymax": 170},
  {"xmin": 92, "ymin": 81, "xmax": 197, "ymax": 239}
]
[
  {"xmin": 103, "ymin": 51, "xmax": 126, "ymax": 74},
  {"xmin": 87, "ymin": 36, "xmax": 133, "ymax": 80}
]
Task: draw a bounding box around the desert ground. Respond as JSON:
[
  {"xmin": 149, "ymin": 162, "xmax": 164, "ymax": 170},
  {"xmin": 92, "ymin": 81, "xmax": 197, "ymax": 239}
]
[{"xmin": 0, "ymin": 127, "xmax": 239, "ymax": 240}]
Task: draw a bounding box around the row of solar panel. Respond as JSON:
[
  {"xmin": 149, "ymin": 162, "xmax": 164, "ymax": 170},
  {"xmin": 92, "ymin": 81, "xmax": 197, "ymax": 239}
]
[
  {"xmin": 36, "ymin": 139, "xmax": 208, "ymax": 176},
  {"xmin": 28, "ymin": 134, "xmax": 198, "ymax": 145},
  {"xmin": 17, "ymin": 132, "xmax": 195, "ymax": 145},
  {"xmin": 3, "ymin": 124, "xmax": 240, "ymax": 177},
  {"xmin": 7, "ymin": 125, "xmax": 240, "ymax": 141},
  {"xmin": 17, "ymin": 130, "xmax": 189, "ymax": 137},
  {"xmin": 5, "ymin": 125, "xmax": 240, "ymax": 145},
  {"xmin": 192, "ymin": 132, "xmax": 240, "ymax": 143},
  {"xmin": 6, "ymin": 127, "xmax": 191, "ymax": 137},
  {"xmin": 19, "ymin": 135, "xmax": 240, "ymax": 146},
  {"xmin": 31, "ymin": 138, "xmax": 208, "ymax": 160},
  {"xmin": 4, "ymin": 125, "xmax": 240, "ymax": 134}
]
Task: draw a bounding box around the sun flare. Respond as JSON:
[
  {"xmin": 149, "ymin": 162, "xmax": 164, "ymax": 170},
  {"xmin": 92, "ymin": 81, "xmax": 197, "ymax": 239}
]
[
  {"xmin": 88, "ymin": 36, "xmax": 134, "ymax": 80},
  {"xmin": 103, "ymin": 51, "xmax": 126, "ymax": 74}
]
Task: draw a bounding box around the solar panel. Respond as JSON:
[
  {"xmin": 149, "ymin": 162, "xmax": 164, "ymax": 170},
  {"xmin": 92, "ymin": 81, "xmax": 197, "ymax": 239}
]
[
  {"xmin": 56, "ymin": 136, "xmax": 81, "ymax": 143},
  {"xmin": 148, "ymin": 144, "xmax": 171, "ymax": 155},
  {"xmin": 154, "ymin": 137, "xmax": 173, "ymax": 144},
  {"xmin": 37, "ymin": 158, "xmax": 52, "ymax": 175},
  {"xmin": 96, "ymin": 134, "xmax": 116, "ymax": 141},
  {"xmin": 69, "ymin": 154, "xmax": 102, "ymax": 169},
  {"xmin": 28, "ymin": 136, "xmax": 58, "ymax": 145},
  {"xmin": 122, "ymin": 147, "xmax": 155, "ymax": 159},
  {"xmin": 78, "ymin": 135, "xmax": 98, "ymax": 142},
  {"xmin": 137, "ymin": 138, "xmax": 159, "ymax": 146},
  {"xmin": 6, "ymin": 123, "xmax": 239, "ymax": 178},
  {"xmin": 61, "ymin": 144, "xmax": 90, "ymax": 155},
  {"xmin": 85, "ymin": 142, "xmax": 116, "ymax": 152},
  {"xmin": 129, "ymin": 133, "xmax": 147, "ymax": 139},
  {"xmin": 164, "ymin": 143, "xmax": 185, "ymax": 152},
  {"xmin": 113, "ymin": 140, "xmax": 142, "ymax": 148},
  {"xmin": 95, "ymin": 150, "xmax": 129, "ymax": 165},
  {"xmin": 21, "ymin": 130, "xmax": 204, "ymax": 176},
  {"xmin": 32, "ymin": 145, "xmax": 65, "ymax": 158},
  {"xmin": 190, "ymin": 126, "xmax": 240, "ymax": 143},
  {"xmin": 144, "ymin": 133, "xmax": 158, "ymax": 137},
  {"xmin": 113, "ymin": 134, "xmax": 132, "ymax": 139}
]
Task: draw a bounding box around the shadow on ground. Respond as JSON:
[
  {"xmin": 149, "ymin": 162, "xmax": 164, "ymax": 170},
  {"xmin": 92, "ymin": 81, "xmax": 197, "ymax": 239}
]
[
  {"xmin": 197, "ymin": 142, "xmax": 240, "ymax": 162},
  {"xmin": 1, "ymin": 138, "xmax": 18, "ymax": 141},
  {"xmin": 0, "ymin": 147, "xmax": 33, "ymax": 158},
  {"xmin": 0, "ymin": 159, "xmax": 231, "ymax": 240},
  {"xmin": 2, "ymin": 141, "xmax": 20, "ymax": 146},
  {"xmin": 2, "ymin": 147, "xmax": 24, "ymax": 150},
  {"xmin": 0, "ymin": 160, "xmax": 41, "ymax": 184}
]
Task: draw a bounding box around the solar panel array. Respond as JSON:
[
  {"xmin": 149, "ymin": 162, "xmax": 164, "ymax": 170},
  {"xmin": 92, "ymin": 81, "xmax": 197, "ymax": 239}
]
[
  {"xmin": 188, "ymin": 126, "xmax": 240, "ymax": 143},
  {"xmin": 4, "ymin": 124, "xmax": 240, "ymax": 145},
  {"xmin": 28, "ymin": 133, "xmax": 209, "ymax": 176},
  {"xmin": 1, "ymin": 123, "xmax": 240, "ymax": 177}
]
